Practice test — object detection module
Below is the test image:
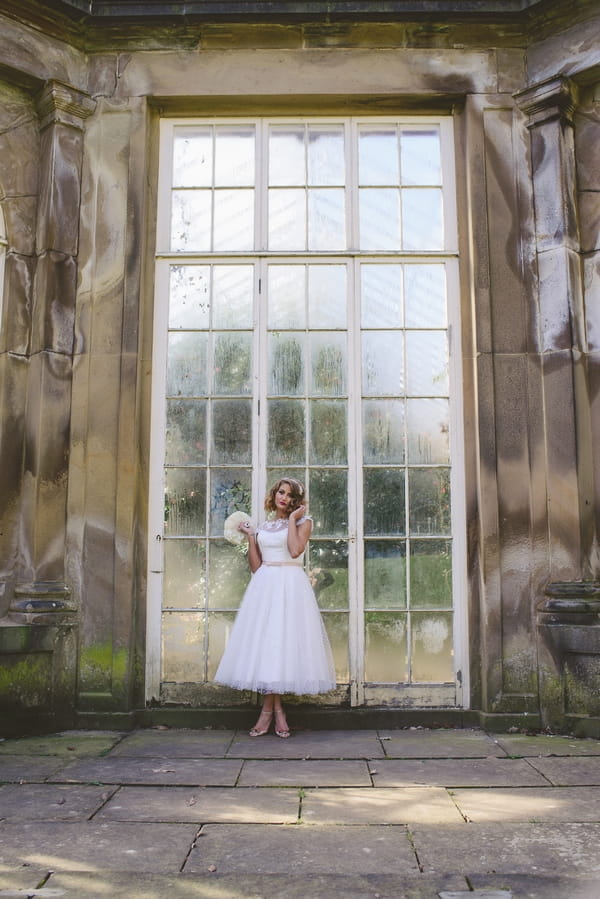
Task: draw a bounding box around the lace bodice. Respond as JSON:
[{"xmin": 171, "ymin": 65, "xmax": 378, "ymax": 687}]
[{"xmin": 257, "ymin": 516, "xmax": 311, "ymax": 563}]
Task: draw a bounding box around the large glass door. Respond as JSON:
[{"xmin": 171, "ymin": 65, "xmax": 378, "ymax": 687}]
[{"xmin": 147, "ymin": 117, "xmax": 466, "ymax": 707}]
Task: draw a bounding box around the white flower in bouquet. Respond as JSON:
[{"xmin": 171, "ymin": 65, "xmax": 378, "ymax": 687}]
[{"xmin": 223, "ymin": 511, "xmax": 253, "ymax": 545}]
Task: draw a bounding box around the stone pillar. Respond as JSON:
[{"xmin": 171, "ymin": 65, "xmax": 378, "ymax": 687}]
[
  {"xmin": 10, "ymin": 80, "xmax": 95, "ymax": 619},
  {"xmin": 515, "ymin": 76, "xmax": 592, "ymax": 581}
]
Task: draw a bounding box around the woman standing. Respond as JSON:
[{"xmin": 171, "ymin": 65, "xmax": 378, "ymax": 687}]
[{"xmin": 214, "ymin": 477, "xmax": 336, "ymax": 738}]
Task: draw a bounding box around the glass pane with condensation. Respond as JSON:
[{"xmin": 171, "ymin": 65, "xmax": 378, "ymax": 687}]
[
  {"xmin": 207, "ymin": 612, "xmax": 238, "ymax": 679},
  {"xmin": 213, "ymin": 189, "xmax": 254, "ymax": 251},
  {"xmin": 212, "ymin": 265, "xmax": 254, "ymax": 329},
  {"xmin": 358, "ymin": 129, "xmax": 399, "ymax": 185},
  {"xmin": 208, "ymin": 542, "xmax": 252, "ymax": 610},
  {"xmin": 410, "ymin": 539, "xmax": 452, "ymax": 609},
  {"xmin": 162, "ymin": 612, "xmax": 205, "ymax": 681},
  {"xmin": 269, "ymin": 188, "xmax": 306, "ymax": 250},
  {"xmin": 362, "ymin": 332, "xmax": 404, "ymax": 396},
  {"xmin": 361, "ymin": 264, "xmax": 403, "ymax": 329},
  {"xmin": 171, "ymin": 190, "xmax": 211, "ymax": 252},
  {"xmin": 211, "ymin": 399, "xmax": 252, "ymax": 463},
  {"xmin": 365, "ymin": 612, "xmax": 408, "ymax": 682},
  {"xmin": 165, "ymin": 467, "xmax": 207, "ymax": 536},
  {"xmin": 404, "ymin": 264, "xmax": 447, "ymax": 328},
  {"xmin": 308, "ymin": 265, "xmax": 346, "ymax": 329},
  {"xmin": 173, "ymin": 127, "xmax": 213, "ymax": 187},
  {"xmin": 167, "ymin": 332, "xmax": 208, "ymax": 397},
  {"xmin": 268, "ymin": 265, "xmax": 306, "ymax": 330},
  {"xmin": 209, "ymin": 467, "xmax": 252, "ymax": 536},
  {"xmin": 169, "ymin": 265, "xmax": 210, "ymax": 329},
  {"xmin": 310, "ymin": 400, "xmax": 347, "ymax": 465},
  {"xmin": 364, "ymin": 541, "xmax": 407, "ymax": 610},
  {"xmin": 411, "ymin": 611, "xmax": 453, "ymax": 682},
  {"xmin": 269, "ymin": 333, "xmax": 305, "ymax": 396},
  {"xmin": 310, "ymin": 468, "xmax": 349, "ymax": 536},
  {"xmin": 163, "ymin": 539, "xmax": 206, "ymax": 609},
  {"xmin": 364, "ymin": 468, "xmax": 405, "ymax": 536},
  {"xmin": 308, "ymin": 188, "xmax": 346, "ymax": 251},
  {"xmin": 322, "ymin": 612, "xmax": 348, "ymax": 682},
  {"xmin": 165, "ymin": 399, "xmax": 207, "ymax": 466},
  {"xmin": 269, "ymin": 126, "xmax": 306, "ymax": 186},
  {"xmin": 402, "ymin": 187, "xmax": 443, "ymax": 251},
  {"xmin": 267, "ymin": 399, "xmax": 306, "ymax": 465},
  {"xmin": 213, "ymin": 332, "xmax": 252, "ymax": 395},
  {"xmin": 406, "ymin": 331, "xmax": 448, "ymax": 396},
  {"xmin": 359, "ymin": 187, "xmax": 401, "ymax": 250},
  {"xmin": 310, "ymin": 332, "xmax": 347, "ymax": 397},
  {"xmin": 408, "ymin": 467, "xmax": 451, "ymax": 536},
  {"xmin": 308, "ymin": 127, "xmax": 345, "ymax": 186},
  {"xmin": 214, "ymin": 127, "xmax": 255, "ymax": 187},
  {"xmin": 363, "ymin": 399, "xmax": 405, "ymax": 464},
  {"xmin": 401, "ymin": 129, "xmax": 441, "ymax": 186},
  {"xmin": 407, "ymin": 398, "xmax": 449, "ymax": 464},
  {"xmin": 308, "ymin": 540, "xmax": 349, "ymax": 610}
]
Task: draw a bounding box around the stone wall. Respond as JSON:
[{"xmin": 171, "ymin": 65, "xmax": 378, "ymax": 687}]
[{"xmin": 0, "ymin": 0, "xmax": 599, "ymax": 731}]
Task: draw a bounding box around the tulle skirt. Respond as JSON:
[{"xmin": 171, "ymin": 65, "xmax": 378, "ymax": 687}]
[{"xmin": 214, "ymin": 564, "xmax": 336, "ymax": 695}]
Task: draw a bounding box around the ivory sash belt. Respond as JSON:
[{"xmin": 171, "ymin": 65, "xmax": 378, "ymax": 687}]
[{"xmin": 262, "ymin": 561, "xmax": 303, "ymax": 567}]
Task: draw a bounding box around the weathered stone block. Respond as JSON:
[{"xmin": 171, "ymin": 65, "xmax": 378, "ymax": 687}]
[
  {"xmin": 31, "ymin": 250, "xmax": 77, "ymax": 355},
  {"xmin": 0, "ymin": 252, "xmax": 34, "ymax": 355}
]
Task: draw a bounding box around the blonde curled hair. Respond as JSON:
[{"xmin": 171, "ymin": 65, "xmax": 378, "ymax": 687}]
[{"xmin": 264, "ymin": 477, "xmax": 306, "ymax": 515}]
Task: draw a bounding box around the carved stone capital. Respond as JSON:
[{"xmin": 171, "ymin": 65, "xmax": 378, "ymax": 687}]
[
  {"xmin": 514, "ymin": 76, "xmax": 578, "ymax": 129},
  {"xmin": 36, "ymin": 80, "xmax": 96, "ymax": 133},
  {"xmin": 9, "ymin": 581, "xmax": 76, "ymax": 624}
]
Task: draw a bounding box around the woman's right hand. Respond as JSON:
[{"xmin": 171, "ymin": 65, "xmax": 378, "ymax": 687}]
[{"xmin": 238, "ymin": 521, "xmax": 255, "ymax": 538}]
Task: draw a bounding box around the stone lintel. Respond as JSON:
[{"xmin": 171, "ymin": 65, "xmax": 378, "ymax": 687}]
[
  {"xmin": 514, "ymin": 76, "xmax": 578, "ymax": 128},
  {"xmin": 36, "ymin": 79, "xmax": 96, "ymax": 133}
]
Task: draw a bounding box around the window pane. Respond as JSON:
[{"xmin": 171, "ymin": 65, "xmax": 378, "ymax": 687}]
[
  {"xmin": 207, "ymin": 611, "xmax": 237, "ymax": 679},
  {"xmin": 410, "ymin": 540, "xmax": 452, "ymax": 609},
  {"xmin": 408, "ymin": 468, "xmax": 450, "ymax": 536},
  {"xmin": 163, "ymin": 540, "xmax": 206, "ymax": 609},
  {"xmin": 268, "ymin": 265, "xmax": 306, "ymax": 329},
  {"xmin": 362, "ymin": 332, "xmax": 404, "ymax": 396},
  {"xmin": 213, "ymin": 189, "xmax": 254, "ymax": 251},
  {"xmin": 364, "ymin": 542, "xmax": 406, "ymax": 609},
  {"xmin": 364, "ymin": 468, "xmax": 405, "ymax": 536},
  {"xmin": 407, "ymin": 398, "xmax": 449, "ymax": 464},
  {"xmin": 173, "ymin": 127, "xmax": 212, "ymax": 187},
  {"xmin": 213, "ymin": 333, "xmax": 252, "ymax": 395},
  {"xmin": 358, "ymin": 129, "xmax": 399, "ymax": 185},
  {"xmin": 406, "ymin": 331, "xmax": 448, "ymax": 396},
  {"xmin": 310, "ymin": 469, "xmax": 348, "ymax": 536},
  {"xmin": 269, "ymin": 127, "xmax": 306, "ymax": 186},
  {"xmin": 167, "ymin": 332, "xmax": 208, "ymax": 397},
  {"xmin": 214, "ymin": 127, "xmax": 255, "ymax": 187},
  {"xmin": 323, "ymin": 612, "xmax": 349, "ymax": 682},
  {"xmin": 269, "ymin": 188, "xmax": 306, "ymax": 250},
  {"xmin": 308, "ymin": 265, "xmax": 346, "ymax": 329},
  {"xmin": 171, "ymin": 190, "xmax": 211, "ymax": 252},
  {"xmin": 308, "ymin": 188, "xmax": 346, "ymax": 251},
  {"xmin": 169, "ymin": 266, "xmax": 210, "ymax": 330},
  {"xmin": 308, "ymin": 127, "xmax": 345, "ymax": 185},
  {"xmin": 411, "ymin": 611, "xmax": 453, "ymax": 682},
  {"xmin": 209, "ymin": 468, "xmax": 252, "ymax": 536},
  {"xmin": 162, "ymin": 612, "xmax": 204, "ymax": 681},
  {"xmin": 402, "ymin": 187, "xmax": 443, "ymax": 251},
  {"xmin": 165, "ymin": 468, "xmax": 207, "ymax": 536},
  {"xmin": 363, "ymin": 399, "xmax": 405, "ymax": 464},
  {"xmin": 310, "ymin": 400, "xmax": 347, "ymax": 465},
  {"xmin": 267, "ymin": 399, "xmax": 306, "ymax": 465},
  {"xmin": 365, "ymin": 612, "xmax": 408, "ymax": 682},
  {"xmin": 401, "ymin": 130, "xmax": 441, "ymax": 186},
  {"xmin": 212, "ymin": 266, "xmax": 254, "ymax": 329},
  {"xmin": 211, "ymin": 399, "xmax": 252, "ymax": 463},
  {"xmin": 359, "ymin": 188, "xmax": 400, "ymax": 250},
  {"xmin": 308, "ymin": 541, "xmax": 349, "ymax": 610},
  {"xmin": 361, "ymin": 264, "xmax": 403, "ymax": 329},
  {"xmin": 165, "ymin": 399, "xmax": 206, "ymax": 465},
  {"xmin": 269, "ymin": 334, "xmax": 305, "ymax": 395},
  {"xmin": 404, "ymin": 265, "xmax": 446, "ymax": 328},
  {"xmin": 310, "ymin": 332, "xmax": 346, "ymax": 397},
  {"xmin": 208, "ymin": 543, "xmax": 252, "ymax": 610}
]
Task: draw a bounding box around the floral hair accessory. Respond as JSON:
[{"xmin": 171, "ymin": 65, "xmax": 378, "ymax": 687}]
[{"xmin": 224, "ymin": 511, "xmax": 252, "ymax": 545}]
